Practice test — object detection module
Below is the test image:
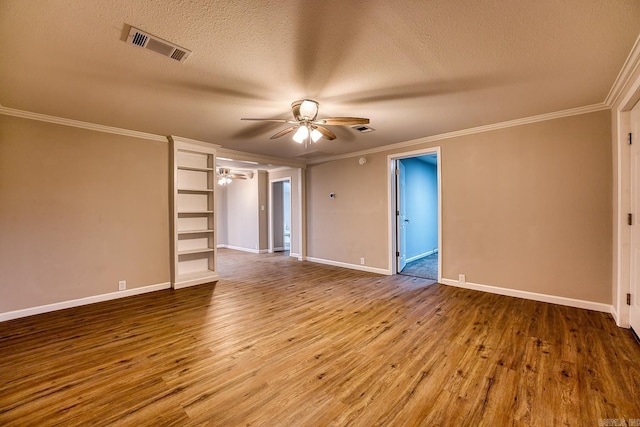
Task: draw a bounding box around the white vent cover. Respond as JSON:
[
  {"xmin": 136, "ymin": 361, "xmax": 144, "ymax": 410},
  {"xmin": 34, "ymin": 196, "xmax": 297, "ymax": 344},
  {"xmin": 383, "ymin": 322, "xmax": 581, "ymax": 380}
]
[
  {"xmin": 352, "ymin": 124, "xmax": 375, "ymax": 133},
  {"xmin": 126, "ymin": 26, "xmax": 191, "ymax": 63}
]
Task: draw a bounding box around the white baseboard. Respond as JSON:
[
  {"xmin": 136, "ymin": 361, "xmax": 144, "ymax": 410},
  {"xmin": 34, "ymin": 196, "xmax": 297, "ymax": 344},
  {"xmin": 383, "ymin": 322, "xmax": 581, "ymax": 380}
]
[
  {"xmin": 611, "ymin": 304, "xmax": 620, "ymax": 326},
  {"xmin": 173, "ymin": 275, "xmax": 219, "ymax": 290},
  {"xmin": 406, "ymin": 248, "xmax": 438, "ymax": 263},
  {"xmin": 306, "ymin": 256, "xmax": 391, "ymax": 275},
  {"xmin": 611, "ymin": 305, "xmax": 624, "ymax": 327},
  {"xmin": 0, "ymin": 282, "xmax": 172, "ymax": 322},
  {"xmin": 440, "ymin": 278, "xmax": 611, "ymax": 313},
  {"xmin": 218, "ymin": 244, "xmax": 267, "ymax": 254}
]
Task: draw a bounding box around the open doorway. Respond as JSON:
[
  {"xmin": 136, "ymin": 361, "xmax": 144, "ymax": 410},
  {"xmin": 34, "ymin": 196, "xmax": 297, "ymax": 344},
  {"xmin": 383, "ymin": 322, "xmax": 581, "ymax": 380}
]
[
  {"xmin": 389, "ymin": 148, "xmax": 441, "ymax": 281},
  {"xmin": 270, "ymin": 178, "xmax": 291, "ymax": 254},
  {"xmin": 214, "ymin": 154, "xmax": 305, "ymax": 266}
]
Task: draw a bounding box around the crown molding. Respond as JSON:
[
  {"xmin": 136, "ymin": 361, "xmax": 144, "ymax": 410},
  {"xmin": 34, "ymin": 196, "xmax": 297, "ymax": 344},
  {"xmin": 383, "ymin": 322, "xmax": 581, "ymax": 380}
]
[
  {"xmin": 0, "ymin": 105, "xmax": 167, "ymax": 142},
  {"xmin": 0, "ymin": 94, "xmax": 614, "ymax": 168},
  {"xmin": 168, "ymin": 135, "xmax": 221, "ymax": 149},
  {"xmin": 308, "ymin": 103, "xmax": 609, "ymax": 164},
  {"xmin": 268, "ymin": 166, "xmax": 297, "ymax": 173},
  {"xmin": 605, "ymin": 33, "xmax": 640, "ymax": 108}
]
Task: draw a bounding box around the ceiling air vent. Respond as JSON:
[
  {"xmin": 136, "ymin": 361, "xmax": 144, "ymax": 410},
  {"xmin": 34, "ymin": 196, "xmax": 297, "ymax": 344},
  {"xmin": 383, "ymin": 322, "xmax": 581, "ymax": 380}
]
[
  {"xmin": 126, "ymin": 26, "xmax": 192, "ymax": 63},
  {"xmin": 352, "ymin": 125, "xmax": 375, "ymax": 133}
]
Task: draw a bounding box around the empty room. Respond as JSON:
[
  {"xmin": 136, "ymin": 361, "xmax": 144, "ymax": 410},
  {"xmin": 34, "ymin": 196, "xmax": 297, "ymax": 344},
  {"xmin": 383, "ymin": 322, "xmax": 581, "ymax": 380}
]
[{"xmin": 1, "ymin": 1, "xmax": 640, "ymax": 425}]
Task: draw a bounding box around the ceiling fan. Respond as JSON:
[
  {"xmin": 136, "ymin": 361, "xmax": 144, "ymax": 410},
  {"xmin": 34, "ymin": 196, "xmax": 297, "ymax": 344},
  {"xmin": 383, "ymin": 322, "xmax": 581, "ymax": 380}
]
[
  {"xmin": 241, "ymin": 99, "xmax": 369, "ymax": 147},
  {"xmin": 217, "ymin": 167, "xmax": 250, "ymax": 185}
]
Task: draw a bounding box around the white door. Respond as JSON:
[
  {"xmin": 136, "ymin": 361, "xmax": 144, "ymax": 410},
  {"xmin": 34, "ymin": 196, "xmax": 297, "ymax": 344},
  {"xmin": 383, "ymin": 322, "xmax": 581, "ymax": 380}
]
[
  {"xmin": 631, "ymin": 100, "xmax": 640, "ymax": 334},
  {"xmin": 397, "ymin": 160, "xmax": 407, "ymax": 272}
]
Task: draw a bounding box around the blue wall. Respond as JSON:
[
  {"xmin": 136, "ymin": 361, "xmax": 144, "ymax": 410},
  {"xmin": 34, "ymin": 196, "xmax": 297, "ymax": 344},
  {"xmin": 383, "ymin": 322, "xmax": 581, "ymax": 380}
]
[{"xmin": 400, "ymin": 157, "xmax": 438, "ymax": 260}]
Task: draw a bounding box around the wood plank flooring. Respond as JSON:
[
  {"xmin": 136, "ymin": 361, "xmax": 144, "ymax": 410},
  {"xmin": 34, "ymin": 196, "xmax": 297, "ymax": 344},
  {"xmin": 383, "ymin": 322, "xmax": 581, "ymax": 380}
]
[{"xmin": 1, "ymin": 248, "xmax": 639, "ymax": 426}]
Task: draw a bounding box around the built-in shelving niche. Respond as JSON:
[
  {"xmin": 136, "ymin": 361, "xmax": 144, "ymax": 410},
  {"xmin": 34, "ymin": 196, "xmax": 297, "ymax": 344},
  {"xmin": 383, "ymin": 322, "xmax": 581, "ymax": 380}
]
[{"xmin": 170, "ymin": 136, "xmax": 220, "ymax": 289}]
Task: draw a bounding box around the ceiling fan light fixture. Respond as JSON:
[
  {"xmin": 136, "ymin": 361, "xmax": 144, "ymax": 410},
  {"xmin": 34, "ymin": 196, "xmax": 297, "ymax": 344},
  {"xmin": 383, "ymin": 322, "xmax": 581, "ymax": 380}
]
[
  {"xmin": 310, "ymin": 128, "xmax": 322, "ymax": 142},
  {"xmin": 299, "ymin": 99, "xmax": 319, "ymax": 120},
  {"xmin": 217, "ymin": 168, "xmax": 234, "ymax": 185},
  {"xmin": 293, "ymin": 126, "xmax": 308, "ymax": 143},
  {"xmin": 242, "ymin": 99, "xmax": 369, "ymax": 146}
]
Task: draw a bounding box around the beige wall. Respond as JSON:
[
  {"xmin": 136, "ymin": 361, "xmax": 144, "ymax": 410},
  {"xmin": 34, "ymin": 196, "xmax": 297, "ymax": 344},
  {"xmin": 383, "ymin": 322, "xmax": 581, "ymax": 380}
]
[
  {"xmin": 307, "ymin": 155, "xmax": 389, "ymax": 268},
  {"xmin": 215, "ymin": 184, "xmax": 228, "ymax": 245},
  {"xmin": 0, "ymin": 109, "xmax": 613, "ymax": 313},
  {"xmin": 0, "ymin": 115, "xmax": 170, "ymax": 312},
  {"xmin": 307, "ymin": 110, "xmax": 613, "ymax": 304},
  {"xmin": 222, "ymin": 173, "xmax": 260, "ymax": 251}
]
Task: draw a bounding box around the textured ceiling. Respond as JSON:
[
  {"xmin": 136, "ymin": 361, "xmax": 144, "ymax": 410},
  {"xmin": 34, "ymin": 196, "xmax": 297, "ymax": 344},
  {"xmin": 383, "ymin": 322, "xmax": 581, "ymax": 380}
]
[{"xmin": 1, "ymin": 0, "xmax": 639, "ymax": 161}]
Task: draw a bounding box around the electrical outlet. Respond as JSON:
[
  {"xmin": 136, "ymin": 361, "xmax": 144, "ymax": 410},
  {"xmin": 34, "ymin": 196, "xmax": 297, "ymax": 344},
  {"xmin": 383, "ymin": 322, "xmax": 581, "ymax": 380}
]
[
  {"xmin": 118, "ymin": 280, "xmax": 126, "ymax": 291},
  {"xmin": 459, "ymin": 274, "xmax": 466, "ymax": 283},
  {"xmin": 360, "ymin": 257, "xmax": 365, "ymax": 265}
]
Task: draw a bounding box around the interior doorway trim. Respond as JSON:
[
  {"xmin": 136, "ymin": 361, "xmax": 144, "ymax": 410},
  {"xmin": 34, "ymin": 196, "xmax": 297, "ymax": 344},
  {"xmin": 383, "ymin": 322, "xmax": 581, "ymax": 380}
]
[
  {"xmin": 387, "ymin": 146, "xmax": 442, "ymax": 279},
  {"xmin": 614, "ymin": 67, "xmax": 640, "ymax": 327},
  {"xmin": 268, "ymin": 177, "xmax": 292, "ymax": 254}
]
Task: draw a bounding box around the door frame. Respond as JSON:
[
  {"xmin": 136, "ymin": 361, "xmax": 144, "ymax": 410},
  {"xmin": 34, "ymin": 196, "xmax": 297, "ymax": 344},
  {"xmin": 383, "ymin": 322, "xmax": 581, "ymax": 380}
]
[
  {"xmin": 629, "ymin": 101, "xmax": 640, "ymax": 333},
  {"xmin": 388, "ymin": 147, "xmax": 442, "ymax": 279},
  {"xmin": 614, "ymin": 58, "xmax": 640, "ymax": 328},
  {"xmin": 397, "ymin": 159, "xmax": 407, "ymax": 272},
  {"xmin": 268, "ymin": 177, "xmax": 292, "ymax": 253}
]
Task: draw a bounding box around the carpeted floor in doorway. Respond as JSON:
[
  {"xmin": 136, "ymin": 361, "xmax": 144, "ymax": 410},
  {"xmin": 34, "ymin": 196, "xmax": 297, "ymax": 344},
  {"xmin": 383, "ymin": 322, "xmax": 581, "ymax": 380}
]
[{"xmin": 400, "ymin": 252, "xmax": 438, "ymax": 280}]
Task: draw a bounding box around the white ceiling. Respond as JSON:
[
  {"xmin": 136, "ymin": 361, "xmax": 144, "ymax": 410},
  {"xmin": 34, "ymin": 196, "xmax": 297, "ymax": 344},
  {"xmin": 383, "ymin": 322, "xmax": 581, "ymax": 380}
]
[{"xmin": 1, "ymin": 0, "xmax": 639, "ymax": 162}]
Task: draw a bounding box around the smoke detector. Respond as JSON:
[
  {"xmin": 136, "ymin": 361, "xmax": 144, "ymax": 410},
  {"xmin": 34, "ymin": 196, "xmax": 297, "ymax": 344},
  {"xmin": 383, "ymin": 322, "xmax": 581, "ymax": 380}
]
[{"xmin": 126, "ymin": 26, "xmax": 192, "ymax": 63}]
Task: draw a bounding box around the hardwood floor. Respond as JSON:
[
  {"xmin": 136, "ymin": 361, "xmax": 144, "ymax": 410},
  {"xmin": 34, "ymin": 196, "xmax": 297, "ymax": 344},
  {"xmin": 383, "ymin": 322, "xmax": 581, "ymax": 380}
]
[{"xmin": 1, "ymin": 248, "xmax": 639, "ymax": 426}]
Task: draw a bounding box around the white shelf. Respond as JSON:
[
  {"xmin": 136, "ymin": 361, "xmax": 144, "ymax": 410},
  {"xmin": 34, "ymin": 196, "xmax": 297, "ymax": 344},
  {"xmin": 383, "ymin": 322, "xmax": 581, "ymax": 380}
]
[
  {"xmin": 177, "ymin": 165, "xmax": 214, "ymax": 172},
  {"xmin": 178, "ymin": 229, "xmax": 214, "ymax": 235},
  {"xmin": 177, "ymin": 187, "xmax": 214, "ymax": 193},
  {"xmin": 178, "ymin": 248, "xmax": 214, "ymax": 256},
  {"xmin": 177, "ymin": 210, "xmax": 214, "ymax": 214}
]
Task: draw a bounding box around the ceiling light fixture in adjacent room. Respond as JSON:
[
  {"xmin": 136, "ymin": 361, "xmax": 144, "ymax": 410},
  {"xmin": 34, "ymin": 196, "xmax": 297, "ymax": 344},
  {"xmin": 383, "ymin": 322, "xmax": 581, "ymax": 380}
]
[
  {"xmin": 218, "ymin": 177, "xmax": 232, "ymax": 185},
  {"xmin": 217, "ymin": 168, "xmax": 249, "ymax": 185}
]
